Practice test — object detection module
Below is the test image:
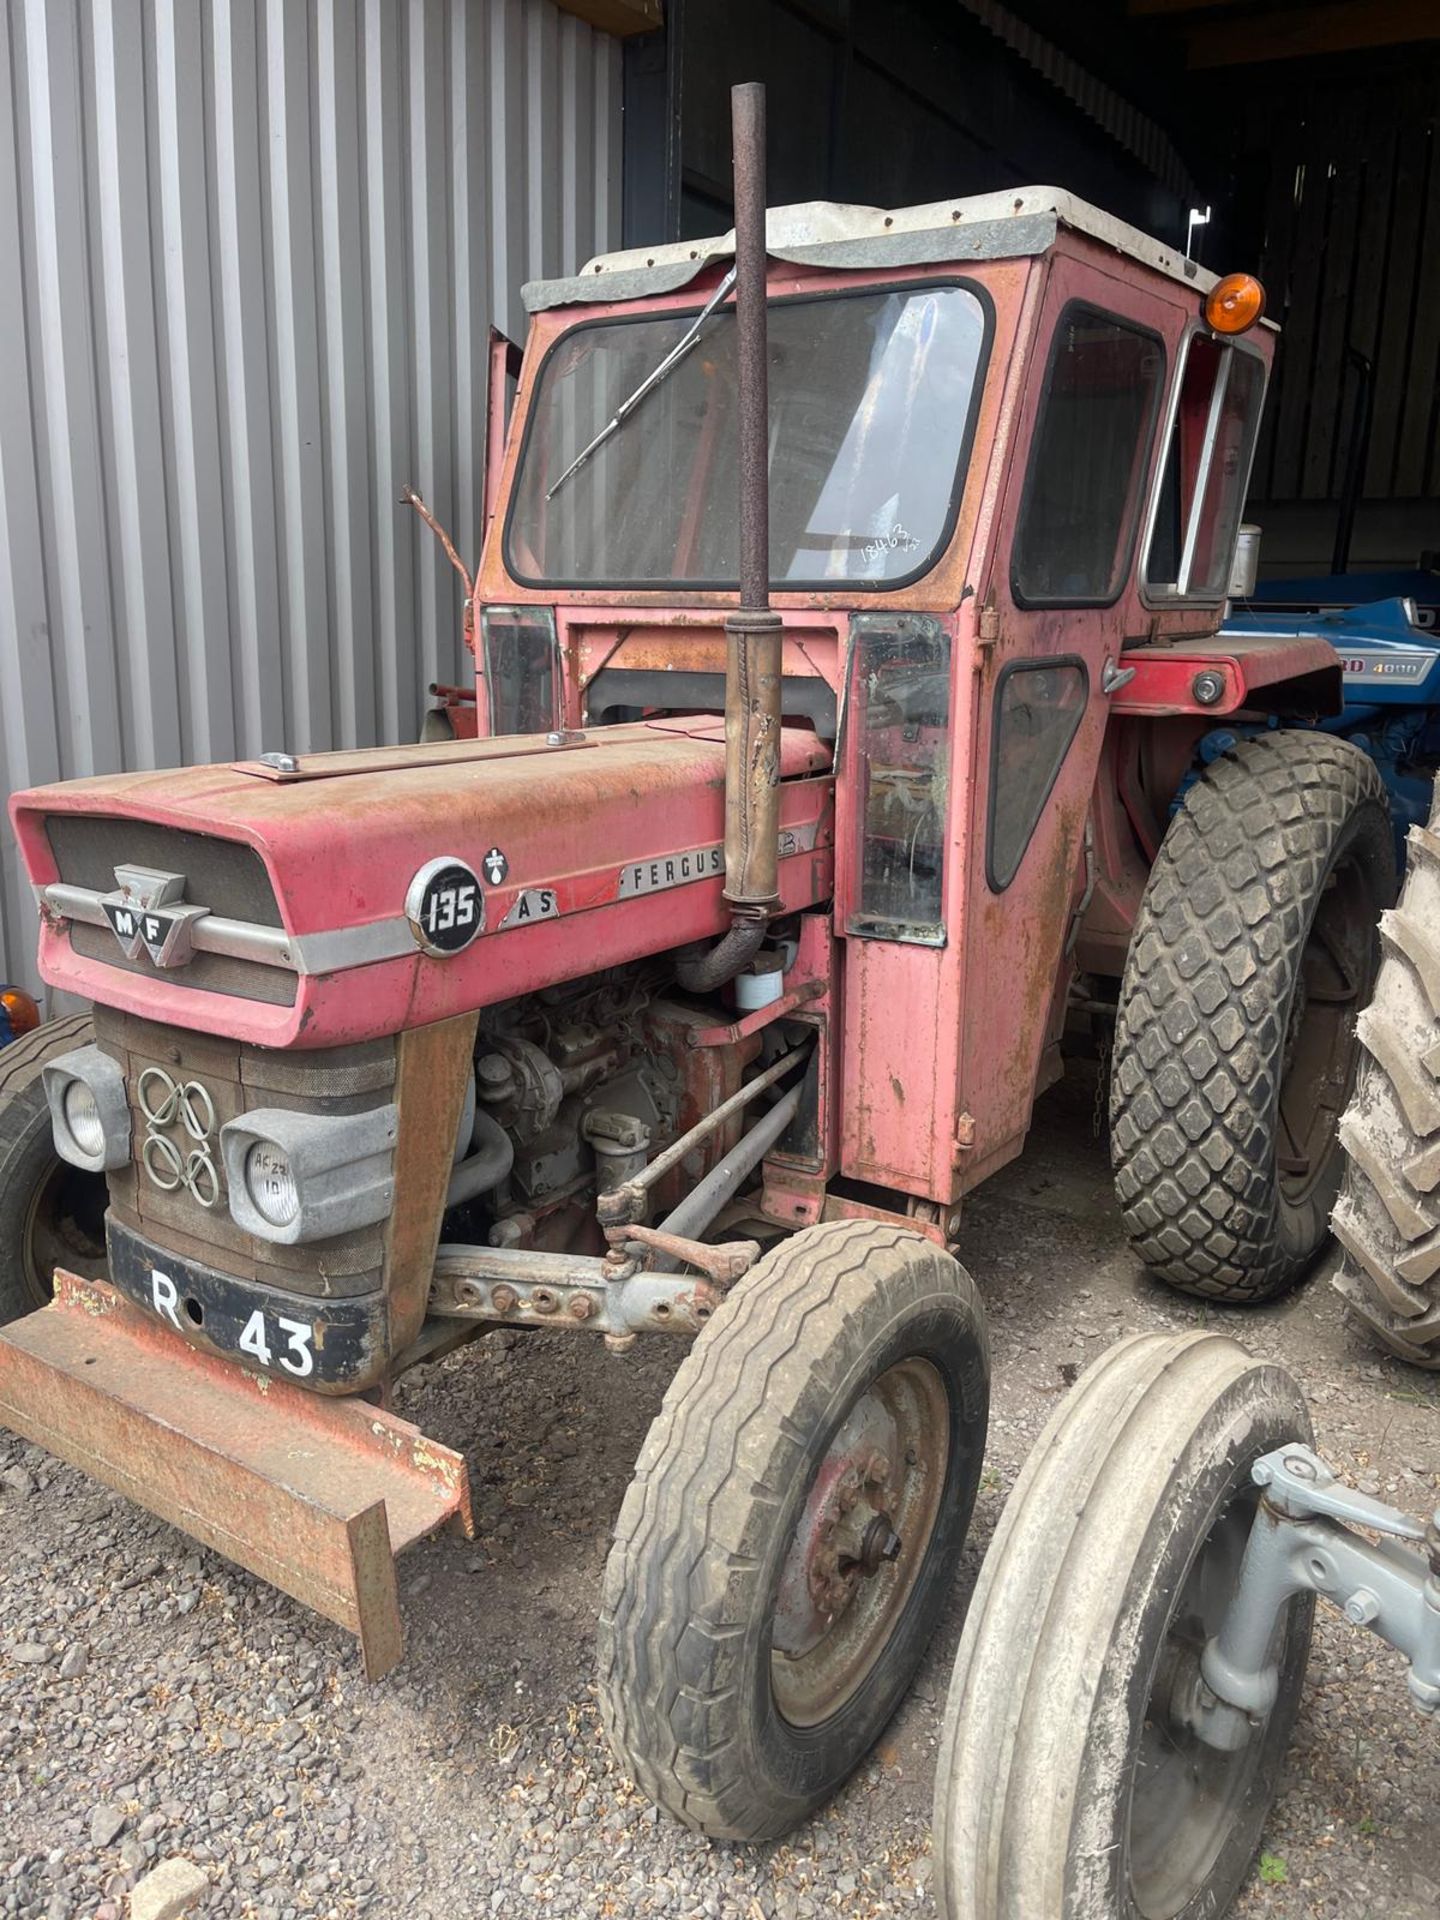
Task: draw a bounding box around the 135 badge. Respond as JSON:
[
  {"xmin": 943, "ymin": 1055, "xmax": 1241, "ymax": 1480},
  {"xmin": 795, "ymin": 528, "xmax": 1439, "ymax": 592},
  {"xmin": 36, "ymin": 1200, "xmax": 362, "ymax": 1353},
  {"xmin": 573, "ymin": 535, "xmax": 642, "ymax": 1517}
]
[{"xmin": 405, "ymin": 856, "xmax": 484, "ymax": 956}]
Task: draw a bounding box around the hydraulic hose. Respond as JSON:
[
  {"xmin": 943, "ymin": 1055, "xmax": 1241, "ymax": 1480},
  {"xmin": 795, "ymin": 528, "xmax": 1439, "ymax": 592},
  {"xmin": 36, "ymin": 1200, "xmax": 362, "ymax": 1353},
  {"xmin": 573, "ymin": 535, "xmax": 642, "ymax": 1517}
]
[
  {"xmin": 445, "ymin": 1107, "xmax": 515, "ymax": 1210},
  {"xmin": 675, "ymin": 919, "xmax": 766, "ymax": 994}
]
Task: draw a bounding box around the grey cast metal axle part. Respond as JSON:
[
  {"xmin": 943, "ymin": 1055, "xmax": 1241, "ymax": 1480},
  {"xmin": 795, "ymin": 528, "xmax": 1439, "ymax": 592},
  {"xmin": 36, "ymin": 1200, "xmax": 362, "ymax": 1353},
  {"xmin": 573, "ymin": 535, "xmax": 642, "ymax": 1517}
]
[{"xmin": 1187, "ymin": 1444, "xmax": 1440, "ymax": 1753}]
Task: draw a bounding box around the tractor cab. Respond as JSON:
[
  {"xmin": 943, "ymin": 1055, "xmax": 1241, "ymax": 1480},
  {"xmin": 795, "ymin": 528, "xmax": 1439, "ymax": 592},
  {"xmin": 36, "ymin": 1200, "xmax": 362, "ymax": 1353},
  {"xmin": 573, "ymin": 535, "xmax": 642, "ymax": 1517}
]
[{"xmin": 457, "ymin": 187, "xmax": 1341, "ymax": 1194}]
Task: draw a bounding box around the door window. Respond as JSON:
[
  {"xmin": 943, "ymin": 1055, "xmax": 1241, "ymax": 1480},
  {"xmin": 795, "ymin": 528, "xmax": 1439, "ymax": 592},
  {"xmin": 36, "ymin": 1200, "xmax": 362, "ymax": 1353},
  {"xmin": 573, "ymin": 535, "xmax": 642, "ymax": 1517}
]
[{"xmin": 1012, "ymin": 305, "xmax": 1165, "ymax": 607}]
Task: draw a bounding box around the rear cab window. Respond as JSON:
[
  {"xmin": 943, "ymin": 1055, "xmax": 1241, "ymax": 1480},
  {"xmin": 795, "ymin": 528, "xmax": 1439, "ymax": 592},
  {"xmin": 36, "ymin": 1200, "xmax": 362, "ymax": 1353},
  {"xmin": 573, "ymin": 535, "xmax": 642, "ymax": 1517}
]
[{"xmin": 1144, "ymin": 332, "xmax": 1266, "ymax": 601}]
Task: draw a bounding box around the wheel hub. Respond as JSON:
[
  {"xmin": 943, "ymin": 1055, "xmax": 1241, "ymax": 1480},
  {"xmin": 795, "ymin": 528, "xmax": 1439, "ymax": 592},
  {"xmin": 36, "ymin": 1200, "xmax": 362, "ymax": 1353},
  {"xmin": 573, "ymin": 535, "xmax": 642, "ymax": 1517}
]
[
  {"xmin": 769, "ymin": 1352, "xmax": 952, "ymax": 1742},
  {"xmin": 795, "ymin": 1448, "xmax": 902, "ymax": 1627}
]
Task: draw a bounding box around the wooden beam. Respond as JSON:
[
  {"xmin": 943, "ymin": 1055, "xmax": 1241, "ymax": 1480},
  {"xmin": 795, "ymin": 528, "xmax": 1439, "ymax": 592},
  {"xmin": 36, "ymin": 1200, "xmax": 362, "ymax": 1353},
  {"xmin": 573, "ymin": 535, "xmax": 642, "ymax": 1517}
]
[
  {"xmin": 552, "ymin": 0, "xmax": 663, "ymax": 37},
  {"xmin": 1182, "ymin": 0, "xmax": 1440, "ymax": 68}
]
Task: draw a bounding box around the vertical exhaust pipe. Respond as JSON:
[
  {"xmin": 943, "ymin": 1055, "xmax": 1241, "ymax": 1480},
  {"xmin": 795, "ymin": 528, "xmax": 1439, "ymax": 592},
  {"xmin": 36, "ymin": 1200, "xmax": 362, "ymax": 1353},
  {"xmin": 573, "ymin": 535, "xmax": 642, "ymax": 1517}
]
[{"xmin": 678, "ymin": 80, "xmax": 783, "ymax": 994}]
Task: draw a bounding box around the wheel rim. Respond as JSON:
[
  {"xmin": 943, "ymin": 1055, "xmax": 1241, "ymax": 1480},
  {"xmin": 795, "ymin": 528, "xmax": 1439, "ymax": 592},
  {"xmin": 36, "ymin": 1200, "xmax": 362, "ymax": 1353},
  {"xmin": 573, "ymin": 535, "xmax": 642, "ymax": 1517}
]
[
  {"xmin": 1275, "ymin": 847, "xmax": 1375, "ymax": 1211},
  {"xmin": 770, "ymin": 1357, "xmax": 950, "ymax": 1729},
  {"xmin": 1127, "ymin": 1484, "xmax": 1294, "ymax": 1918},
  {"xmin": 21, "ymin": 1158, "xmax": 107, "ymax": 1308}
]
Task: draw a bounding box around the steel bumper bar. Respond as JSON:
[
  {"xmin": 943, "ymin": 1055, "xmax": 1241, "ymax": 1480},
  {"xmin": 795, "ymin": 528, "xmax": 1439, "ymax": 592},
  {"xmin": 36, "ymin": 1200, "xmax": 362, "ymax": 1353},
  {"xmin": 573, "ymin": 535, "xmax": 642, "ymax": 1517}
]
[{"xmin": 0, "ymin": 1271, "xmax": 472, "ymax": 1679}]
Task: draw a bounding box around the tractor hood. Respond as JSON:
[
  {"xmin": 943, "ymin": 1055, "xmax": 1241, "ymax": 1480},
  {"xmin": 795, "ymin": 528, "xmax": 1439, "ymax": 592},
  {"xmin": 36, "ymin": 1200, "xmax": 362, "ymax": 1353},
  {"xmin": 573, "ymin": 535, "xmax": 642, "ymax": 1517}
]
[{"xmin": 12, "ymin": 720, "xmax": 834, "ymax": 1049}]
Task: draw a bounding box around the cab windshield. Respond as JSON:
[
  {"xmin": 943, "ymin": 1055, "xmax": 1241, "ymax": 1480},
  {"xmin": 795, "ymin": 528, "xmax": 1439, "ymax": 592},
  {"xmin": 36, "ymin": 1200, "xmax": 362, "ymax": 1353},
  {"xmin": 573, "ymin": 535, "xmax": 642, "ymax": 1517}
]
[{"xmin": 505, "ymin": 282, "xmax": 989, "ymax": 591}]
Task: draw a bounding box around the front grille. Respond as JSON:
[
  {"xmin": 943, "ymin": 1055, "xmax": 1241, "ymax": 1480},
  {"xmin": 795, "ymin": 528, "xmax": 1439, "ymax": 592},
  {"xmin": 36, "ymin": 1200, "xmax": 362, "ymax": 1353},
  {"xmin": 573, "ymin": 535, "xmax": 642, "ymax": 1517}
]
[
  {"xmin": 47, "ymin": 815, "xmax": 282, "ymax": 922},
  {"xmin": 67, "ymin": 920, "xmax": 297, "ymax": 1004},
  {"xmin": 48, "ymin": 815, "xmax": 292, "ymax": 1003},
  {"xmin": 94, "ymin": 1005, "xmax": 395, "ymax": 1300}
]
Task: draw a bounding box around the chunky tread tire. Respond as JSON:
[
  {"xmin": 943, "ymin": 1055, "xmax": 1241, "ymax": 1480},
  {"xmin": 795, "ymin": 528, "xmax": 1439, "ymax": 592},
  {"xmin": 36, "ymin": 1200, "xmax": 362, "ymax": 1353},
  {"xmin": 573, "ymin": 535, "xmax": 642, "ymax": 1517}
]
[
  {"xmin": 597, "ymin": 1219, "xmax": 988, "ymax": 1842},
  {"xmin": 0, "ymin": 1012, "xmax": 102, "ymax": 1322},
  {"xmin": 1112, "ymin": 731, "xmax": 1391, "ymax": 1302},
  {"xmin": 1333, "ymin": 807, "xmax": 1440, "ymax": 1366},
  {"xmin": 933, "ymin": 1330, "xmax": 1314, "ymax": 1920}
]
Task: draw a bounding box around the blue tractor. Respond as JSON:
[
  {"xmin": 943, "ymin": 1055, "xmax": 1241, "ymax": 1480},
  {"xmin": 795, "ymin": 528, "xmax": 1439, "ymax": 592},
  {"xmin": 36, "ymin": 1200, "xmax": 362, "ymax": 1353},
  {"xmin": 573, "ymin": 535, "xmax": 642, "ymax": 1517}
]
[
  {"xmin": 1215, "ymin": 591, "xmax": 1440, "ymax": 871},
  {"xmin": 1207, "ymin": 574, "xmax": 1440, "ymax": 1369}
]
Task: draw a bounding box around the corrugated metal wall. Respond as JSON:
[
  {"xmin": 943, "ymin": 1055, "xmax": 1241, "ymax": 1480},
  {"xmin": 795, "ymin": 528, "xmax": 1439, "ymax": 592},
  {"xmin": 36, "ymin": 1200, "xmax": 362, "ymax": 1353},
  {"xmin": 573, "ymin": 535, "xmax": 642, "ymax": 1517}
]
[{"xmin": 0, "ymin": 0, "xmax": 622, "ymax": 988}]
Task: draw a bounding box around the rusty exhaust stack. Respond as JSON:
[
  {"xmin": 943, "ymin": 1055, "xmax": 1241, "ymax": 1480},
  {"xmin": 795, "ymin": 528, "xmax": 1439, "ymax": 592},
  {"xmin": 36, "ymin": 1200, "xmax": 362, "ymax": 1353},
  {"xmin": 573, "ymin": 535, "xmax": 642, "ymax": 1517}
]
[{"xmin": 678, "ymin": 80, "xmax": 782, "ymax": 994}]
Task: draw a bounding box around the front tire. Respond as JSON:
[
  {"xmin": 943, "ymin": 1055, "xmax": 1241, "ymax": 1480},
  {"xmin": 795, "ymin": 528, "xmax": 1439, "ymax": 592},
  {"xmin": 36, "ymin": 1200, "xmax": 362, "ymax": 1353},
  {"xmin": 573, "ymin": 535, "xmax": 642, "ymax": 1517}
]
[
  {"xmin": 934, "ymin": 1331, "xmax": 1314, "ymax": 1920},
  {"xmin": 0, "ymin": 1012, "xmax": 107, "ymax": 1323},
  {"xmin": 1112, "ymin": 732, "xmax": 1392, "ymax": 1303},
  {"xmin": 598, "ymin": 1220, "xmax": 989, "ymax": 1841}
]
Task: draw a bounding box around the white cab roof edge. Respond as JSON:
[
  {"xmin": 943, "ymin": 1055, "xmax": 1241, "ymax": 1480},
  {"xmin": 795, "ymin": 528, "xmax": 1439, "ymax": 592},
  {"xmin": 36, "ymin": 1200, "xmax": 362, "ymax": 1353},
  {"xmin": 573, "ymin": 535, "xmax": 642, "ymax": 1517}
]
[{"xmin": 523, "ymin": 187, "xmax": 1243, "ymax": 315}]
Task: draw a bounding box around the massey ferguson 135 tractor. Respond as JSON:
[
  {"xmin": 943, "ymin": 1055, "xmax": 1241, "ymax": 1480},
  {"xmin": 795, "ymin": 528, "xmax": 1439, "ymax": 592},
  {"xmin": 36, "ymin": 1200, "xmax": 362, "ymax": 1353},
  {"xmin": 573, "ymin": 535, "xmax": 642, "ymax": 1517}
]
[{"xmin": 3, "ymin": 81, "xmax": 1439, "ymax": 1919}]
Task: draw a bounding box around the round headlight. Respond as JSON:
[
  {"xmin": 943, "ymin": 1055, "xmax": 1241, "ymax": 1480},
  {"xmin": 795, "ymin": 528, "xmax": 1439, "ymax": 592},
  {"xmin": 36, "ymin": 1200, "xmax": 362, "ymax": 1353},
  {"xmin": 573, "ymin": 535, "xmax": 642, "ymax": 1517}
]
[
  {"xmin": 245, "ymin": 1140, "xmax": 299, "ymax": 1227},
  {"xmin": 63, "ymin": 1078, "xmax": 105, "ymax": 1160}
]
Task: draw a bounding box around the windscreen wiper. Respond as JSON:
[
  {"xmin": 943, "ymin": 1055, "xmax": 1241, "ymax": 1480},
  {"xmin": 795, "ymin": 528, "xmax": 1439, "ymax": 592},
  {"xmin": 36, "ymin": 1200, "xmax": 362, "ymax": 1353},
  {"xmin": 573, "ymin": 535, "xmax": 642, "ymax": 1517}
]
[{"xmin": 546, "ymin": 265, "xmax": 738, "ymax": 500}]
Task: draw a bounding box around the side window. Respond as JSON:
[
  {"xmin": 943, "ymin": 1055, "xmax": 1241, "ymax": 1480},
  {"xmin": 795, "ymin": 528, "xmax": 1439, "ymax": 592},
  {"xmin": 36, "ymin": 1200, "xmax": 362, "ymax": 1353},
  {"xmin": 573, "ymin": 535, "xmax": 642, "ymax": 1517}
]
[
  {"xmin": 987, "ymin": 659, "xmax": 1089, "ymax": 891},
  {"xmin": 1145, "ymin": 335, "xmax": 1266, "ymax": 600},
  {"xmin": 482, "ymin": 606, "xmax": 559, "ymax": 734},
  {"xmin": 850, "ymin": 614, "xmax": 951, "ymax": 945},
  {"xmin": 1012, "ymin": 305, "xmax": 1165, "ymax": 607}
]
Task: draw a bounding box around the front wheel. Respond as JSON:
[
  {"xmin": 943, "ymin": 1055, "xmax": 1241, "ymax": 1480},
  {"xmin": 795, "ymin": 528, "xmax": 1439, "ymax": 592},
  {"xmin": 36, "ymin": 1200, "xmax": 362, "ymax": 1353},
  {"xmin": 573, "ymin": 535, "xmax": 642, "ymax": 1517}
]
[
  {"xmin": 0, "ymin": 1012, "xmax": 107, "ymax": 1323},
  {"xmin": 598, "ymin": 1220, "xmax": 990, "ymax": 1841},
  {"xmin": 934, "ymin": 1331, "xmax": 1314, "ymax": 1920}
]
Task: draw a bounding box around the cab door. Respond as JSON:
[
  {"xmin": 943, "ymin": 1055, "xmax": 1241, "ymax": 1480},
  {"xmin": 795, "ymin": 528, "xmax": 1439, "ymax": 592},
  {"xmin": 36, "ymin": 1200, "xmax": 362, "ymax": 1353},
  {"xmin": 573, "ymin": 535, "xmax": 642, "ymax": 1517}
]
[{"xmin": 955, "ymin": 255, "xmax": 1179, "ymax": 1183}]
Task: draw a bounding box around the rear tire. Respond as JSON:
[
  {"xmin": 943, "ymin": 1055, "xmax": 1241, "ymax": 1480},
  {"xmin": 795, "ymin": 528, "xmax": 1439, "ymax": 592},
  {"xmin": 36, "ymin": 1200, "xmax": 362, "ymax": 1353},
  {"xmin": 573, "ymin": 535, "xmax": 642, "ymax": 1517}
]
[
  {"xmin": 0, "ymin": 1012, "xmax": 107, "ymax": 1324},
  {"xmin": 1332, "ymin": 796, "xmax": 1440, "ymax": 1366},
  {"xmin": 597, "ymin": 1220, "xmax": 989, "ymax": 1841},
  {"xmin": 933, "ymin": 1330, "xmax": 1314, "ymax": 1920},
  {"xmin": 1112, "ymin": 732, "xmax": 1392, "ymax": 1302}
]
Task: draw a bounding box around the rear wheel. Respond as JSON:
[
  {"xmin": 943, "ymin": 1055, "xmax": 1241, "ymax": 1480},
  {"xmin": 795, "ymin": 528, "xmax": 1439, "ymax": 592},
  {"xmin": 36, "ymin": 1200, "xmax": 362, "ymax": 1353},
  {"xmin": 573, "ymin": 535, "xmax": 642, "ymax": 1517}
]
[
  {"xmin": 1112, "ymin": 732, "xmax": 1392, "ymax": 1303},
  {"xmin": 0, "ymin": 1012, "xmax": 107, "ymax": 1323},
  {"xmin": 598, "ymin": 1220, "xmax": 989, "ymax": 1840},
  {"xmin": 1332, "ymin": 790, "xmax": 1440, "ymax": 1365},
  {"xmin": 934, "ymin": 1330, "xmax": 1314, "ymax": 1920}
]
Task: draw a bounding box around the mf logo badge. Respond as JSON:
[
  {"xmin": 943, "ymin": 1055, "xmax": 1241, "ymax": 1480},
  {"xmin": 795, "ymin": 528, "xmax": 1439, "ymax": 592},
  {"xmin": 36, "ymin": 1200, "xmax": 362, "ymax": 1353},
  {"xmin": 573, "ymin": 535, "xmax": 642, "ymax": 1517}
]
[
  {"xmin": 101, "ymin": 866, "xmax": 205, "ymax": 969},
  {"xmin": 138, "ymin": 1066, "xmax": 221, "ymax": 1208}
]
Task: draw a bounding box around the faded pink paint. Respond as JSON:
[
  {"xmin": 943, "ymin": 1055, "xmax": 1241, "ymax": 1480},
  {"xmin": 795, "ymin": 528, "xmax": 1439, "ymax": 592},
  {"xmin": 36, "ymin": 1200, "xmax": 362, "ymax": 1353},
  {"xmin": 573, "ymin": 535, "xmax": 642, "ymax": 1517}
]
[{"xmin": 13, "ymin": 721, "xmax": 833, "ymax": 1049}]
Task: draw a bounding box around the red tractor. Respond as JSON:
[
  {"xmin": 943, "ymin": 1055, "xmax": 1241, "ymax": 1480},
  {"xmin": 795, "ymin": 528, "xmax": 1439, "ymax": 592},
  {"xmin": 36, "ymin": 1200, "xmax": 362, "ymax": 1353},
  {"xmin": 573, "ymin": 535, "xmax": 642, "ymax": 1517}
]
[{"xmin": 1, "ymin": 82, "xmax": 1424, "ymax": 1920}]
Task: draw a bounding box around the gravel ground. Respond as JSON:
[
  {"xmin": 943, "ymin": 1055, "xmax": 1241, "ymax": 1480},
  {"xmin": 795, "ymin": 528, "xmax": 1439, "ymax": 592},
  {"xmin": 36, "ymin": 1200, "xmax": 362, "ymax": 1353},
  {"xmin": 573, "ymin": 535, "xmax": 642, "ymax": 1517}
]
[{"xmin": 2, "ymin": 1067, "xmax": 1438, "ymax": 1920}]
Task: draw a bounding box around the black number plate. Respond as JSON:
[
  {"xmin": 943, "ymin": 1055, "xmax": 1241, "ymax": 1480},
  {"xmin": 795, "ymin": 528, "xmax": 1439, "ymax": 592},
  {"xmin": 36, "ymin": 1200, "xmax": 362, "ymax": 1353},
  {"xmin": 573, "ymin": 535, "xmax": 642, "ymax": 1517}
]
[{"xmin": 105, "ymin": 1219, "xmax": 386, "ymax": 1392}]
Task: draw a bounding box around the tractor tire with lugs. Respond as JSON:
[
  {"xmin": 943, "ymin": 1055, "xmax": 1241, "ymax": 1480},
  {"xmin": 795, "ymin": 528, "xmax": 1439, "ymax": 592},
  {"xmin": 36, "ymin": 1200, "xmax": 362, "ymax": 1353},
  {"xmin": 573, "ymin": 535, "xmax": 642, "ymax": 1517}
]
[
  {"xmin": 597, "ymin": 1219, "xmax": 989, "ymax": 1841},
  {"xmin": 1112, "ymin": 732, "xmax": 1391, "ymax": 1303},
  {"xmin": 0, "ymin": 1011, "xmax": 107, "ymax": 1323},
  {"xmin": 1332, "ymin": 792, "xmax": 1440, "ymax": 1366}
]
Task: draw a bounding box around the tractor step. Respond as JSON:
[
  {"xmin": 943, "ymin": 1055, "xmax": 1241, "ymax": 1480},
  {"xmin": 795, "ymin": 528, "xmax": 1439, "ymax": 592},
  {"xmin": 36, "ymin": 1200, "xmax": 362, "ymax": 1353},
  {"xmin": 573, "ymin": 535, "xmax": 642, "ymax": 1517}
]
[{"xmin": 0, "ymin": 1271, "xmax": 472, "ymax": 1679}]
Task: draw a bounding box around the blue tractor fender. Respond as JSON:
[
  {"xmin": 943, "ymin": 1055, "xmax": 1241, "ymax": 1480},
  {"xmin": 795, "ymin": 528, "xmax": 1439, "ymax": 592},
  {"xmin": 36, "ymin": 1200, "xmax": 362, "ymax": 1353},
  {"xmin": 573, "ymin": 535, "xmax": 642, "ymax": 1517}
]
[{"xmin": 1187, "ymin": 597, "xmax": 1440, "ymax": 869}]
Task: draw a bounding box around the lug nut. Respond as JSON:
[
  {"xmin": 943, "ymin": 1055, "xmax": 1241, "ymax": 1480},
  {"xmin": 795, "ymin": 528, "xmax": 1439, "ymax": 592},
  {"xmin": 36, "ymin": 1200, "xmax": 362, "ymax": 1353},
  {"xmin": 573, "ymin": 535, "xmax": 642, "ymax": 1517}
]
[
  {"xmin": 490, "ymin": 1284, "xmax": 518, "ymax": 1315},
  {"xmin": 569, "ymin": 1293, "xmax": 597, "ymax": 1321},
  {"xmin": 1192, "ymin": 668, "xmax": 1226, "ymax": 706}
]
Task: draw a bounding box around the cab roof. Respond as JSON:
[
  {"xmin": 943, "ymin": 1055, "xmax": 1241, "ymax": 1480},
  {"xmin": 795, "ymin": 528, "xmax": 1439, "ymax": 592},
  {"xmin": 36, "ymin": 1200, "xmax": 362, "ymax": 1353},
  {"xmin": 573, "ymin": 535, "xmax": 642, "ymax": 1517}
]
[{"xmin": 522, "ymin": 185, "xmax": 1220, "ymax": 314}]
